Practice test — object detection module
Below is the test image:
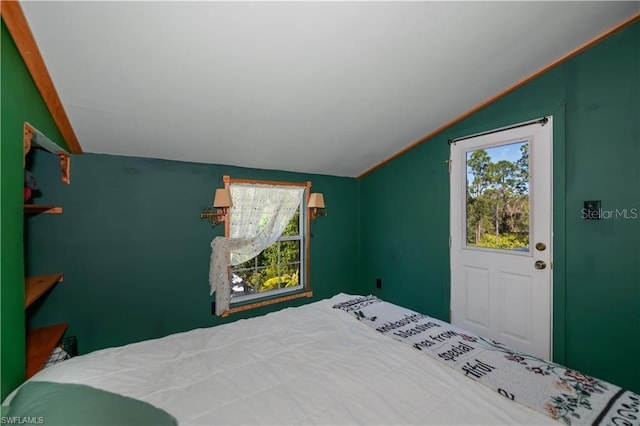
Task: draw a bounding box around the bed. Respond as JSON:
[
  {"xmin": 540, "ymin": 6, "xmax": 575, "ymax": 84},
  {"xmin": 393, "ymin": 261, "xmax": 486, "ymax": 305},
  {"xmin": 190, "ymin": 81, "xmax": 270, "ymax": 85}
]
[{"xmin": 3, "ymin": 294, "xmax": 639, "ymax": 425}]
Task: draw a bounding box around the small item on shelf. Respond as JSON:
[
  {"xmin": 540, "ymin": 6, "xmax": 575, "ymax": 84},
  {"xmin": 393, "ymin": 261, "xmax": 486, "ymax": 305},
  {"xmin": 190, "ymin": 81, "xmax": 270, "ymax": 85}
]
[
  {"xmin": 24, "ymin": 170, "xmax": 39, "ymax": 203},
  {"xmin": 44, "ymin": 347, "xmax": 70, "ymax": 368},
  {"xmin": 43, "ymin": 335, "xmax": 77, "ymax": 368},
  {"xmin": 59, "ymin": 335, "xmax": 78, "ymax": 357}
]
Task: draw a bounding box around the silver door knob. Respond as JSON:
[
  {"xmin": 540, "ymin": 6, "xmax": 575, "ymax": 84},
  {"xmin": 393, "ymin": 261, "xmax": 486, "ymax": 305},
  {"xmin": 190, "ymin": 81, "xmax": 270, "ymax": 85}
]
[{"xmin": 534, "ymin": 260, "xmax": 547, "ymax": 270}]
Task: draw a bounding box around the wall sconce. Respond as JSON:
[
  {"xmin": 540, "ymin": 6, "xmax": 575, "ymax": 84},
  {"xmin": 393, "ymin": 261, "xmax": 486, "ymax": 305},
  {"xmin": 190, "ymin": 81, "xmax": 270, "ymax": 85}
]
[
  {"xmin": 201, "ymin": 188, "xmax": 231, "ymax": 227},
  {"xmin": 308, "ymin": 193, "xmax": 327, "ymax": 221}
]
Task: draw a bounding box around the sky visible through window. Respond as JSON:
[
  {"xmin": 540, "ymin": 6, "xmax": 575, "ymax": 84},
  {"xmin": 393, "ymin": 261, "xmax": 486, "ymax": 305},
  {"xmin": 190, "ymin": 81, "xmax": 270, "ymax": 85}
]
[
  {"xmin": 465, "ymin": 140, "xmax": 529, "ymax": 251},
  {"xmin": 466, "ymin": 140, "xmax": 527, "ymax": 186}
]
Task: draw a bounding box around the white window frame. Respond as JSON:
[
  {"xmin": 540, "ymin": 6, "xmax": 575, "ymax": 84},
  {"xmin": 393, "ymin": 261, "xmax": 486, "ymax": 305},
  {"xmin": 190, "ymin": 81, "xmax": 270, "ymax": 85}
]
[
  {"xmin": 222, "ymin": 176, "xmax": 313, "ymax": 313},
  {"xmin": 230, "ymin": 197, "xmax": 305, "ymax": 304}
]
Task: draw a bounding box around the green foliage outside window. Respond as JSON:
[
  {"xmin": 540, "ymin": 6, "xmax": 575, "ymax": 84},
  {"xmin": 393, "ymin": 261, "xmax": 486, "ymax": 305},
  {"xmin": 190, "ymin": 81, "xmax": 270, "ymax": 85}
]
[
  {"xmin": 232, "ymin": 212, "xmax": 301, "ymax": 295},
  {"xmin": 466, "ymin": 143, "xmax": 530, "ymax": 250}
]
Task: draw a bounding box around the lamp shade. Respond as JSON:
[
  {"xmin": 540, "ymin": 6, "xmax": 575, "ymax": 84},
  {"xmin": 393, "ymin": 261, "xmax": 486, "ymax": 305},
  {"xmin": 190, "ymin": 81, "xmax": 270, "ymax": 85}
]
[
  {"xmin": 213, "ymin": 188, "xmax": 231, "ymax": 208},
  {"xmin": 308, "ymin": 193, "xmax": 325, "ymax": 208}
]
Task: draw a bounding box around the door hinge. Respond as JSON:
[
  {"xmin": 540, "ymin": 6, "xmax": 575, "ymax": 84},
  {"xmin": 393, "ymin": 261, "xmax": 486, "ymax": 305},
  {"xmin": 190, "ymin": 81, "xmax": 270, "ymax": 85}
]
[{"xmin": 445, "ymin": 159, "xmax": 452, "ymax": 173}]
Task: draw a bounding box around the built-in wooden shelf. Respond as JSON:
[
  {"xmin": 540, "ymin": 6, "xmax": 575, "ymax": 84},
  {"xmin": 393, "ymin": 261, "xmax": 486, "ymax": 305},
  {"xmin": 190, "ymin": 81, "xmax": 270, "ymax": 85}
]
[
  {"xmin": 24, "ymin": 205, "xmax": 63, "ymax": 214},
  {"xmin": 25, "ymin": 274, "xmax": 63, "ymax": 308},
  {"xmin": 26, "ymin": 323, "xmax": 68, "ymax": 378},
  {"xmin": 24, "ymin": 122, "xmax": 72, "ymax": 184}
]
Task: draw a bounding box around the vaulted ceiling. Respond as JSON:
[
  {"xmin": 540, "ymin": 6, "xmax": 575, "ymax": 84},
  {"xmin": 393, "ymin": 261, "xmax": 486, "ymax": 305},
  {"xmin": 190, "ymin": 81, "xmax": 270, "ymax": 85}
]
[{"xmin": 20, "ymin": 1, "xmax": 640, "ymax": 177}]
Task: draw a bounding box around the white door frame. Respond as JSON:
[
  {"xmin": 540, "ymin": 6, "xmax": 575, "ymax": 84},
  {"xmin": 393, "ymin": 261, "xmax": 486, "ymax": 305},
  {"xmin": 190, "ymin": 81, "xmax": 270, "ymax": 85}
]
[{"xmin": 450, "ymin": 117, "xmax": 553, "ymax": 360}]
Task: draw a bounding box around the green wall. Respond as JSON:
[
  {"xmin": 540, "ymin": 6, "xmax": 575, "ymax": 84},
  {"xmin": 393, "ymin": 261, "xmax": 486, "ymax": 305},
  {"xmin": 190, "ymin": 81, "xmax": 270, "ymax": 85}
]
[
  {"xmin": 25, "ymin": 152, "xmax": 359, "ymax": 354},
  {"xmin": 359, "ymin": 22, "xmax": 639, "ymax": 392},
  {"xmin": 0, "ymin": 21, "xmax": 68, "ymax": 400},
  {"xmin": 3, "ymin": 11, "xmax": 638, "ymax": 403}
]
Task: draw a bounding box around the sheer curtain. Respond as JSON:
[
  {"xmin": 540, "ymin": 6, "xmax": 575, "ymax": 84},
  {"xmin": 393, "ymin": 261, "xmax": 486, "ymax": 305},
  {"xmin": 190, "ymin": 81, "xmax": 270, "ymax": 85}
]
[{"xmin": 209, "ymin": 184, "xmax": 304, "ymax": 316}]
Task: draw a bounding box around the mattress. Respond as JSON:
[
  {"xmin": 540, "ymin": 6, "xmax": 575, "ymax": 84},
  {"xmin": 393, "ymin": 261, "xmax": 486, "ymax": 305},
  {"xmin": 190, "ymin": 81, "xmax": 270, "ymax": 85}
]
[{"xmin": 11, "ymin": 294, "xmax": 557, "ymax": 425}]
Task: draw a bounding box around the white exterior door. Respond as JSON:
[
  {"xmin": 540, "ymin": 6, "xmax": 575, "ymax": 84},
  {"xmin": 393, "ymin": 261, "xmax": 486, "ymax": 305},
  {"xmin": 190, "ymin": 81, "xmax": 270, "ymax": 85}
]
[{"xmin": 450, "ymin": 118, "xmax": 552, "ymax": 360}]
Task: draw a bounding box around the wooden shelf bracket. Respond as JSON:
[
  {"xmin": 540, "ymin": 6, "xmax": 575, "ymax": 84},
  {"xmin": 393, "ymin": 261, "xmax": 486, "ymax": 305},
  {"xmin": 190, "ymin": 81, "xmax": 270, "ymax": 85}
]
[
  {"xmin": 26, "ymin": 323, "xmax": 68, "ymax": 378},
  {"xmin": 23, "ymin": 122, "xmax": 34, "ymax": 165},
  {"xmin": 25, "ymin": 273, "xmax": 64, "ymax": 308},
  {"xmin": 24, "ymin": 205, "xmax": 63, "ymax": 214},
  {"xmin": 59, "ymin": 153, "xmax": 70, "ymax": 184},
  {"xmin": 24, "ymin": 122, "xmax": 71, "ymax": 184}
]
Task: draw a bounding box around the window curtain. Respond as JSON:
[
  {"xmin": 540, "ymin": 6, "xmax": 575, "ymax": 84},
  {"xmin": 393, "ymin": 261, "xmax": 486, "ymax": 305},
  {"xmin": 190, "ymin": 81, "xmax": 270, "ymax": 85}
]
[{"xmin": 209, "ymin": 184, "xmax": 304, "ymax": 316}]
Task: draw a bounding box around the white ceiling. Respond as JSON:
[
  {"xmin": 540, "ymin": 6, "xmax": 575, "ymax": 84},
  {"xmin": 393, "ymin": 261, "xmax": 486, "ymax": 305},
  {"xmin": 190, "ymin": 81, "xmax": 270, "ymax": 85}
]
[{"xmin": 21, "ymin": 1, "xmax": 639, "ymax": 177}]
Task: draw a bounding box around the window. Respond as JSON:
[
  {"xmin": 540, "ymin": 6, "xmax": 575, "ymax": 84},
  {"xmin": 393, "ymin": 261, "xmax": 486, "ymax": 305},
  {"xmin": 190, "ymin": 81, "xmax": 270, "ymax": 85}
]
[
  {"xmin": 224, "ymin": 177, "xmax": 312, "ymax": 308},
  {"xmin": 230, "ymin": 207, "xmax": 303, "ymax": 302},
  {"xmin": 465, "ymin": 141, "xmax": 530, "ymax": 251}
]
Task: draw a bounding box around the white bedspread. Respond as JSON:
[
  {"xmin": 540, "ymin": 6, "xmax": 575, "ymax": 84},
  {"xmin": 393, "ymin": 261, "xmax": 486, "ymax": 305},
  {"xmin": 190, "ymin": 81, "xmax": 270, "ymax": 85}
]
[{"xmin": 18, "ymin": 294, "xmax": 556, "ymax": 425}]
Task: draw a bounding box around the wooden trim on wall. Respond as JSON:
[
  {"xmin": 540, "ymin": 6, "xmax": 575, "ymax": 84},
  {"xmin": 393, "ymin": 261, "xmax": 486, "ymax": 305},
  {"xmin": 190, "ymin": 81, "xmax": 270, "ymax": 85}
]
[
  {"xmin": 357, "ymin": 12, "xmax": 640, "ymax": 179},
  {"xmin": 1, "ymin": 0, "xmax": 82, "ymax": 154},
  {"xmin": 222, "ymin": 291, "xmax": 313, "ymax": 317},
  {"xmin": 220, "ymin": 175, "xmax": 313, "ymax": 317},
  {"xmin": 227, "ymin": 177, "xmax": 310, "ymax": 187},
  {"xmin": 304, "ymin": 181, "xmax": 311, "ymax": 294},
  {"xmin": 223, "ymin": 175, "xmax": 231, "ymax": 237},
  {"xmin": 23, "ymin": 122, "xmax": 33, "ymax": 165}
]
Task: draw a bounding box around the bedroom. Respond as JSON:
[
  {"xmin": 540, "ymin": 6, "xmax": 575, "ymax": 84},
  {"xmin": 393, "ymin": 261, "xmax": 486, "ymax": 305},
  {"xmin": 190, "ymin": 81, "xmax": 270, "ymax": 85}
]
[{"xmin": 1, "ymin": 1, "xmax": 639, "ymax": 424}]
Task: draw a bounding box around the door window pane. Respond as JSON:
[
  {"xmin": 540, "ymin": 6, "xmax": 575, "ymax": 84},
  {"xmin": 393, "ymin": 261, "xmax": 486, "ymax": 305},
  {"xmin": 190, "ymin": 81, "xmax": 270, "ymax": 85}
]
[{"xmin": 465, "ymin": 141, "xmax": 530, "ymax": 251}]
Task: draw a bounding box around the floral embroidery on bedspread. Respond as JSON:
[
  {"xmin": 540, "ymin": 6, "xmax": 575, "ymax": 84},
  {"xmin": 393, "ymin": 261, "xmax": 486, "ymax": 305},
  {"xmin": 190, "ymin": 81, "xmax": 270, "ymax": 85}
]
[{"xmin": 333, "ymin": 296, "xmax": 640, "ymax": 426}]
